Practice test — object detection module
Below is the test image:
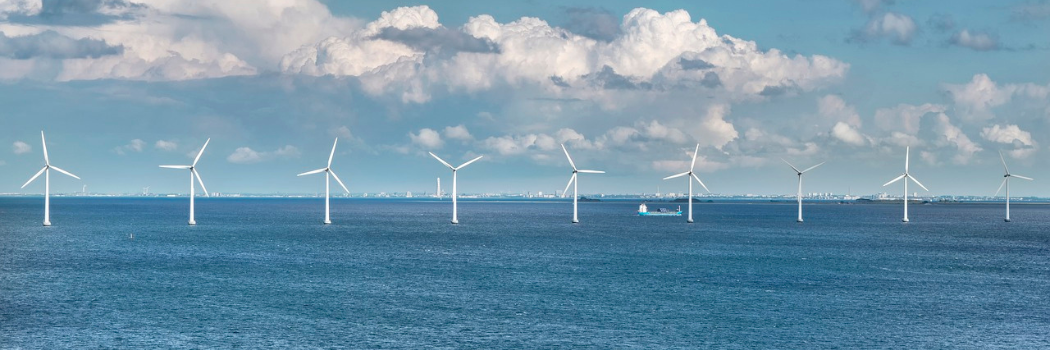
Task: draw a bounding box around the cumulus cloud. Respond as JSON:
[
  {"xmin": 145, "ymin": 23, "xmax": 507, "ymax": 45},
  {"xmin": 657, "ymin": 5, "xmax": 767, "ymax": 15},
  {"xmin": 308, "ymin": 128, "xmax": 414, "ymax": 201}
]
[
  {"xmin": 981, "ymin": 124, "xmax": 1035, "ymax": 146},
  {"xmin": 560, "ymin": 7, "xmax": 621, "ymax": 42},
  {"xmin": 329, "ymin": 125, "xmax": 353, "ymax": 139},
  {"xmin": 113, "ymin": 138, "xmax": 145, "ymax": 155},
  {"xmin": 12, "ymin": 140, "xmax": 31, "ymax": 154},
  {"xmin": 873, "ymin": 103, "xmax": 945, "ymax": 134},
  {"xmin": 0, "ymin": 0, "xmax": 41, "ymax": 19},
  {"xmin": 282, "ymin": 6, "xmax": 848, "ymax": 104},
  {"xmin": 943, "ymin": 74, "xmax": 1050, "ymax": 121},
  {"xmin": 408, "ymin": 128, "xmax": 443, "ymax": 148},
  {"xmin": 154, "ymin": 139, "xmax": 177, "ymax": 151},
  {"xmin": 851, "ymin": 12, "xmax": 917, "ymax": 45},
  {"xmin": 226, "ymin": 145, "xmax": 300, "ymax": 164},
  {"xmin": 443, "ymin": 125, "xmax": 472, "ymax": 141},
  {"xmin": 930, "ymin": 113, "xmax": 981, "ymax": 164},
  {"xmin": 831, "ymin": 122, "xmax": 868, "ymax": 146},
  {"xmin": 950, "ymin": 30, "xmax": 999, "ymax": 51}
]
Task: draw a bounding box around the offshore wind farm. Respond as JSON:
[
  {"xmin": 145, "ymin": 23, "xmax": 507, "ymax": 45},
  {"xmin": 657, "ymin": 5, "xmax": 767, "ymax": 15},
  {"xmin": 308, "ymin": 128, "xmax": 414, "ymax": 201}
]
[{"xmin": 3, "ymin": 1, "xmax": 1050, "ymax": 348}]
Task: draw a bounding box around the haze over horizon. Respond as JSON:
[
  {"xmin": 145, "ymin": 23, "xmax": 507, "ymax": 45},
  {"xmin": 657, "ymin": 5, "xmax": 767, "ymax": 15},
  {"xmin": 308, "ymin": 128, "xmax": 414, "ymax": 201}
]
[{"xmin": 1, "ymin": 0, "xmax": 1048, "ymax": 197}]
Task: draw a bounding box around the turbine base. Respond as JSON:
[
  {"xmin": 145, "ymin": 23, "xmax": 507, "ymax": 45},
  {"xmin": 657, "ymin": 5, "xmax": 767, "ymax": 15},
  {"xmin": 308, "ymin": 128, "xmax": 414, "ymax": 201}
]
[
  {"xmin": 43, "ymin": 221, "xmax": 51, "ymax": 226},
  {"xmin": 687, "ymin": 219, "xmax": 694, "ymax": 223},
  {"xmin": 1005, "ymin": 218, "xmax": 1011, "ymax": 222},
  {"xmin": 188, "ymin": 220, "xmax": 196, "ymax": 225},
  {"xmin": 902, "ymin": 218, "xmax": 909, "ymax": 223},
  {"xmin": 572, "ymin": 219, "xmax": 579, "ymax": 224},
  {"xmin": 451, "ymin": 220, "xmax": 458, "ymax": 224},
  {"xmin": 797, "ymin": 219, "xmax": 803, "ymax": 223},
  {"xmin": 323, "ymin": 220, "xmax": 331, "ymax": 225}
]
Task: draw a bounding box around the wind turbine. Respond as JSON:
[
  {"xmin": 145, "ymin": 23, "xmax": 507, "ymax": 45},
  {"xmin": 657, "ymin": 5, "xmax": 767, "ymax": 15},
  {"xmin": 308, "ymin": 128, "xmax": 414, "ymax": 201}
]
[
  {"xmin": 561, "ymin": 144, "xmax": 604, "ymax": 224},
  {"xmin": 297, "ymin": 138, "xmax": 350, "ymax": 224},
  {"xmin": 995, "ymin": 151, "xmax": 1032, "ymax": 222},
  {"xmin": 782, "ymin": 158, "xmax": 825, "ymax": 222},
  {"xmin": 21, "ymin": 131, "xmax": 80, "ymax": 226},
  {"xmin": 429, "ymin": 152, "xmax": 483, "ymax": 224},
  {"xmin": 663, "ymin": 144, "xmax": 710, "ymax": 223},
  {"xmin": 882, "ymin": 146, "xmax": 928, "ymax": 222},
  {"xmin": 159, "ymin": 138, "xmax": 210, "ymax": 225}
]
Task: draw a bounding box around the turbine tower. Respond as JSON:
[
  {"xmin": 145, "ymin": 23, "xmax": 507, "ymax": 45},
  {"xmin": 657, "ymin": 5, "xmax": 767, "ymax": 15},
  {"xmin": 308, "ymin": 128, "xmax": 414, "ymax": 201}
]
[
  {"xmin": 298, "ymin": 138, "xmax": 350, "ymax": 224},
  {"xmin": 429, "ymin": 152, "xmax": 483, "ymax": 224},
  {"xmin": 663, "ymin": 144, "xmax": 710, "ymax": 223},
  {"xmin": 882, "ymin": 146, "xmax": 928, "ymax": 222},
  {"xmin": 159, "ymin": 138, "xmax": 210, "ymax": 225},
  {"xmin": 995, "ymin": 151, "xmax": 1032, "ymax": 222},
  {"xmin": 21, "ymin": 131, "xmax": 81, "ymax": 226},
  {"xmin": 782, "ymin": 158, "xmax": 825, "ymax": 222},
  {"xmin": 561, "ymin": 144, "xmax": 604, "ymax": 224}
]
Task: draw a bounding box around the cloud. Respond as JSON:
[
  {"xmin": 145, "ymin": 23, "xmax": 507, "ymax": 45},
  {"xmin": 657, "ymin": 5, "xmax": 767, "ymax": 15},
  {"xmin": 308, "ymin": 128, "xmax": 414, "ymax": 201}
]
[
  {"xmin": 408, "ymin": 128, "xmax": 443, "ymax": 148},
  {"xmin": 950, "ymin": 30, "xmax": 999, "ymax": 51},
  {"xmin": 943, "ymin": 74, "xmax": 1050, "ymax": 122},
  {"xmin": 227, "ymin": 147, "xmax": 262, "ymax": 164},
  {"xmin": 443, "ymin": 125, "xmax": 472, "ymax": 141},
  {"xmin": 372, "ymin": 26, "xmax": 499, "ymax": 54},
  {"xmin": 0, "ymin": 30, "xmax": 123, "ymax": 59},
  {"xmin": 113, "ymin": 138, "xmax": 144, "ymax": 155},
  {"xmin": 282, "ymin": 6, "xmax": 848, "ymax": 103},
  {"xmin": 330, "ymin": 125, "xmax": 353, "ymax": 139},
  {"xmin": 818, "ymin": 94, "xmax": 862, "ymax": 127},
  {"xmin": 154, "ymin": 139, "xmax": 177, "ymax": 151},
  {"xmin": 856, "ymin": 0, "xmax": 894, "ymax": 14},
  {"xmin": 226, "ymin": 145, "xmax": 300, "ymax": 164},
  {"xmin": 831, "ymin": 122, "xmax": 868, "ymax": 146},
  {"xmin": 0, "ymin": 0, "xmax": 42, "ymax": 19},
  {"xmin": 12, "ymin": 141, "xmax": 31, "ymax": 154},
  {"xmin": 981, "ymin": 124, "xmax": 1035, "ymax": 146},
  {"xmin": 873, "ymin": 103, "xmax": 946, "ymax": 134},
  {"xmin": 851, "ymin": 12, "xmax": 917, "ymax": 45},
  {"xmin": 931, "ymin": 113, "xmax": 981, "ymax": 164}
]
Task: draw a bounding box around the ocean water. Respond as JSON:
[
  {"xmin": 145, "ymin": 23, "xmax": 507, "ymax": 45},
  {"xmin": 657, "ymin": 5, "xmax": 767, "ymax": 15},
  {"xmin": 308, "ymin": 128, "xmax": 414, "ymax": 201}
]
[{"xmin": 1, "ymin": 197, "xmax": 1049, "ymax": 348}]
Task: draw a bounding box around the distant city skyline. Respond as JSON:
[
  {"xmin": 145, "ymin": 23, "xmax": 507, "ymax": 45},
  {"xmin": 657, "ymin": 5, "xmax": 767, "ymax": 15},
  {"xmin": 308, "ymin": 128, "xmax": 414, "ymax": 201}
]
[{"xmin": 1, "ymin": 1, "xmax": 1048, "ymax": 197}]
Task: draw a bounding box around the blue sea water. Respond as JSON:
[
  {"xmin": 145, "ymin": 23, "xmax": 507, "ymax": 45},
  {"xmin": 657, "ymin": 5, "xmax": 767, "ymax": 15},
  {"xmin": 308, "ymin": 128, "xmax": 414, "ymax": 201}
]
[{"xmin": 1, "ymin": 197, "xmax": 1049, "ymax": 348}]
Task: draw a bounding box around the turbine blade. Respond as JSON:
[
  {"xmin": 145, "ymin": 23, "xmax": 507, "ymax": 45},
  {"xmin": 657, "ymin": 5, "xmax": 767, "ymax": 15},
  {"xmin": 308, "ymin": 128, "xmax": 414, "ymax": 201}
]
[
  {"xmin": 801, "ymin": 161, "xmax": 825, "ymax": 174},
  {"xmin": 456, "ymin": 155, "xmax": 483, "ymax": 169},
  {"xmin": 192, "ymin": 138, "xmax": 210, "ymax": 167},
  {"xmin": 690, "ymin": 143, "xmax": 700, "ymax": 172},
  {"xmin": 692, "ymin": 173, "xmax": 711, "ymax": 193},
  {"xmin": 49, "ymin": 165, "xmax": 80, "ymax": 180},
  {"xmin": 562, "ymin": 173, "xmax": 576, "ymax": 198},
  {"xmin": 41, "ymin": 131, "xmax": 49, "ymax": 165},
  {"xmin": 781, "ymin": 158, "xmax": 801, "ymax": 174},
  {"xmin": 329, "ymin": 170, "xmax": 350, "ymax": 193},
  {"xmin": 328, "ymin": 138, "xmax": 338, "ymax": 167},
  {"xmin": 883, "ymin": 174, "xmax": 906, "ymax": 187},
  {"xmin": 994, "ymin": 178, "xmax": 1007, "ymax": 197},
  {"xmin": 429, "ymin": 152, "xmax": 454, "ymax": 169},
  {"xmin": 561, "ymin": 144, "xmax": 577, "ymax": 171},
  {"xmin": 159, "ymin": 165, "xmax": 192, "ymax": 169},
  {"xmin": 908, "ymin": 175, "xmax": 929, "ymax": 192},
  {"xmin": 1013, "ymin": 174, "xmax": 1033, "ymax": 181},
  {"xmin": 577, "ymin": 170, "xmax": 604, "ymax": 174},
  {"xmin": 297, "ymin": 168, "xmax": 327, "ymax": 176},
  {"xmin": 999, "ymin": 150, "xmax": 1009, "ymax": 174},
  {"xmin": 193, "ymin": 169, "xmax": 209, "ymax": 196},
  {"xmin": 21, "ymin": 167, "xmax": 46, "ymax": 189},
  {"xmin": 664, "ymin": 172, "xmax": 689, "ymax": 180},
  {"xmin": 905, "ymin": 146, "xmax": 910, "ymax": 173}
]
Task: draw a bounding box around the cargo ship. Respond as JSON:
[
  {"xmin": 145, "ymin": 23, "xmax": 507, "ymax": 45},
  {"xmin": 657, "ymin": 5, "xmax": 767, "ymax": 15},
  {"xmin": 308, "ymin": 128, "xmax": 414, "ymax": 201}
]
[{"xmin": 638, "ymin": 203, "xmax": 682, "ymax": 216}]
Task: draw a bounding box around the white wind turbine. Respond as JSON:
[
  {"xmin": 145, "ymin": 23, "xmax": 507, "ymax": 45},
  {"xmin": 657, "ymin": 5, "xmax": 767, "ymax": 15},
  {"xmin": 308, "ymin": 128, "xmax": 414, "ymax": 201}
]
[
  {"xmin": 882, "ymin": 146, "xmax": 928, "ymax": 222},
  {"xmin": 995, "ymin": 151, "xmax": 1032, "ymax": 222},
  {"xmin": 561, "ymin": 144, "xmax": 604, "ymax": 224},
  {"xmin": 782, "ymin": 158, "xmax": 825, "ymax": 223},
  {"xmin": 663, "ymin": 144, "xmax": 710, "ymax": 223},
  {"xmin": 429, "ymin": 152, "xmax": 483, "ymax": 224},
  {"xmin": 298, "ymin": 138, "xmax": 350, "ymax": 224},
  {"xmin": 159, "ymin": 138, "xmax": 210, "ymax": 225},
  {"xmin": 21, "ymin": 131, "xmax": 80, "ymax": 226}
]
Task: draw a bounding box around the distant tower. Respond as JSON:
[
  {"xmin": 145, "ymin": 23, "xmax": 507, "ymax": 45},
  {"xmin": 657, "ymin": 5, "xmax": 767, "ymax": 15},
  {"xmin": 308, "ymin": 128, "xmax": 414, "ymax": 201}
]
[{"xmin": 82, "ymin": 185, "xmax": 87, "ymax": 195}]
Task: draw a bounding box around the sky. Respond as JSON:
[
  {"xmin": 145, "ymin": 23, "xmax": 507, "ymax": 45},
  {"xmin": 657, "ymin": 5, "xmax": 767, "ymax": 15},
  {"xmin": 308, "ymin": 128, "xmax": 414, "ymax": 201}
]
[{"xmin": 0, "ymin": 0, "xmax": 1048, "ymax": 197}]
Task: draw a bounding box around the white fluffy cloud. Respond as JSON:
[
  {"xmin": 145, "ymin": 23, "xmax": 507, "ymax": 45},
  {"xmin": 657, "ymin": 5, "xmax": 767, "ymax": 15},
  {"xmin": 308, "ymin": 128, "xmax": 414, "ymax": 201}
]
[
  {"xmin": 0, "ymin": 0, "xmax": 41, "ymax": 19},
  {"xmin": 950, "ymin": 30, "xmax": 999, "ymax": 51},
  {"xmin": 281, "ymin": 6, "xmax": 848, "ymax": 103},
  {"xmin": 855, "ymin": 12, "xmax": 917, "ymax": 45},
  {"xmin": 12, "ymin": 140, "xmax": 31, "ymax": 154},
  {"xmin": 443, "ymin": 125, "xmax": 473, "ymax": 141},
  {"xmin": 155, "ymin": 140, "xmax": 178, "ymax": 151},
  {"xmin": 114, "ymin": 139, "xmax": 146, "ymax": 155},
  {"xmin": 831, "ymin": 122, "xmax": 867, "ymax": 146},
  {"xmin": 943, "ymin": 74, "xmax": 1050, "ymax": 122},
  {"xmin": 409, "ymin": 128, "xmax": 443, "ymax": 148},
  {"xmin": 227, "ymin": 145, "xmax": 301, "ymax": 164}
]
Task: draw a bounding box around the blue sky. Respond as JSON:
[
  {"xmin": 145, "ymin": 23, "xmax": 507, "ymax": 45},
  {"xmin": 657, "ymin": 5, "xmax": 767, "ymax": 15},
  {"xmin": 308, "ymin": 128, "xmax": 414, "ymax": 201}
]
[{"xmin": 1, "ymin": 0, "xmax": 1048, "ymax": 196}]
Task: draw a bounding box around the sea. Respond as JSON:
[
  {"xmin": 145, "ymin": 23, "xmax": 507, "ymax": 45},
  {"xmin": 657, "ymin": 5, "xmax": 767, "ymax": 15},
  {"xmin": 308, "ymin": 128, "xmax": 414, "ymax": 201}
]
[{"xmin": 1, "ymin": 197, "xmax": 1048, "ymax": 348}]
